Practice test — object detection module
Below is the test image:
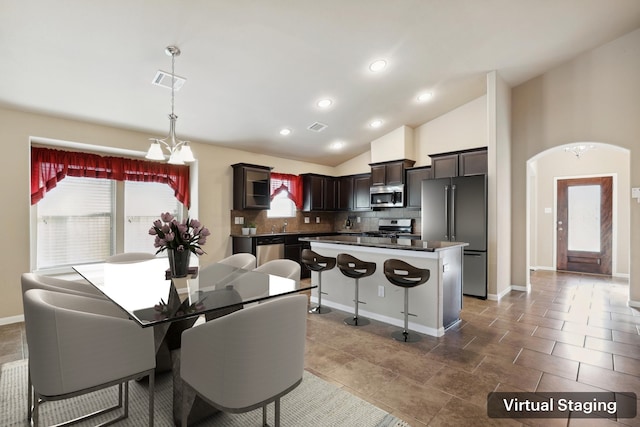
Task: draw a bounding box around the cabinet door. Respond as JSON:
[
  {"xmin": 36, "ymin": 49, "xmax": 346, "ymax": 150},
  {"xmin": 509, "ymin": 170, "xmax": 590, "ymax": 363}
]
[
  {"xmin": 324, "ymin": 177, "xmax": 337, "ymax": 211},
  {"xmin": 405, "ymin": 167, "xmax": 432, "ymax": 208},
  {"xmin": 459, "ymin": 150, "xmax": 487, "ymax": 176},
  {"xmin": 432, "ymin": 154, "xmax": 458, "ymax": 179},
  {"xmin": 370, "ymin": 165, "xmax": 386, "ymax": 186},
  {"xmin": 337, "ymin": 176, "xmax": 354, "ymax": 210},
  {"xmin": 353, "ymin": 174, "xmax": 371, "ymax": 210},
  {"xmin": 233, "ymin": 164, "xmax": 271, "ymax": 210},
  {"xmin": 385, "ymin": 163, "xmax": 405, "ymax": 185},
  {"xmin": 303, "ymin": 175, "xmax": 324, "ymax": 211}
]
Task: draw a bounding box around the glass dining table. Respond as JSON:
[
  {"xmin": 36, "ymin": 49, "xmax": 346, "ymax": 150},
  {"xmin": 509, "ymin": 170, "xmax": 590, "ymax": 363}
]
[
  {"xmin": 73, "ymin": 257, "xmax": 314, "ymax": 426},
  {"xmin": 73, "ymin": 257, "xmax": 314, "ymax": 327}
]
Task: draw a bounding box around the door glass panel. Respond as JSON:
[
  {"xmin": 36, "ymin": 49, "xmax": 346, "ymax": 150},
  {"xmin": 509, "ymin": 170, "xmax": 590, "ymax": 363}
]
[{"xmin": 567, "ymin": 185, "xmax": 600, "ymax": 252}]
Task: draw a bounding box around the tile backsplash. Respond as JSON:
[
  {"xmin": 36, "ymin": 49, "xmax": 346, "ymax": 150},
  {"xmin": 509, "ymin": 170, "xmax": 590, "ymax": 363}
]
[{"xmin": 230, "ymin": 208, "xmax": 421, "ymax": 235}]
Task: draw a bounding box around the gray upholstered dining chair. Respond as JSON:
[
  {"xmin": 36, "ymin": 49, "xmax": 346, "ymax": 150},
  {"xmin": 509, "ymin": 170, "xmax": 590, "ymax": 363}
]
[
  {"xmin": 23, "ymin": 288, "xmax": 156, "ymax": 426},
  {"xmin": 180, "ymin": 294, "xmax": 308, "ymax": 427},
  {"xmin": 217, "ymin": 253, "xmax": 257, "ymax": 270},
  {"xmin": 21, "ymin": 272, "xmax": 105, "ymax": 299},
  {"xmin": 252, "ymin": 259, "xmax": 301, "ymax": 280},
  {"xmin": 106, "ymin": 252, "xmax": 156, "ymax": 263}
]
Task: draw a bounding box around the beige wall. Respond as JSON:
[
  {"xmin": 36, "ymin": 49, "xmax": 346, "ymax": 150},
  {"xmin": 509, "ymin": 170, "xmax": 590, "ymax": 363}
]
[
  {"xmin": 529, "ymin": 145, "xmax": 630, "ymax": 275},
  {"xmin": 512, "ymin": 28, "xmax": 640, "ymax": 304},
  {"xmin": 414, "ymin": 95, "xmax": 487, "ymax": 167},
  {"xmin": 0, "ymin": 107, "xmax": 333, "ymax": 320}
]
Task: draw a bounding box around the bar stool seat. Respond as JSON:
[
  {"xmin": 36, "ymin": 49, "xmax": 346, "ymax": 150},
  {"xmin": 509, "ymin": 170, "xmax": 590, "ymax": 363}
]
[
  {"xmin": 383, "ymin": 259, "xmax": 430, "ymax": 342},
  {"xmin": 337, "ymin": 253, "xmax": 376, "ymax": 326},
  {"xmin": 301, "ymin": 249, "xmax": 336, "ymax": 314}
]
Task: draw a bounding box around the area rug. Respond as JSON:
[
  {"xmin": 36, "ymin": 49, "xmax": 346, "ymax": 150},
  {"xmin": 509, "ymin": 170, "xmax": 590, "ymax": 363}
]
[{"xmin": 0, "ymin": 360, "xmax": 409, "ymax": 426}]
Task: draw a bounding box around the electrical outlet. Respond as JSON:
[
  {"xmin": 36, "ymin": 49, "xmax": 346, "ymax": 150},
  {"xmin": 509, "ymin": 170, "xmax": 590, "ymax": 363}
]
[
  {"xmin": 304, "ymin": 217, "xmax": 310, "ymax": 224},
  {"xmin": 234, "ymin": 217, "xmax": 244, "ymax": 225},
  {"xmin": 357, "ymin": 217, "xmax": 361, "ymax": 223},
  {"xmin": 378, "ymin": 286, "xmax": 385, "ymax": 297},
  {"xmin": 316, "ymin": 217, "xmax": 320, "ymax": 223}
]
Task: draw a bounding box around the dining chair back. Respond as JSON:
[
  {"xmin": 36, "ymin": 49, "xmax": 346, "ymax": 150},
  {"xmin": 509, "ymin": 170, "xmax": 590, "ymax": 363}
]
[
  {"xmin": 23, "ymin": 288, "xmax": 156, "ymax": 426},
  {"xmin": 252, "ymin": 259, "xmax": 301, "ymax": 280},
  {"xmin": 180, "ymin": 294, "xmax": 307, "ymax": 427},
  {"xmin": 217, "ymin": 253, "xmax": 257, "ymax": 270},
  {"xmin": 21, "ymin": 272, "xmax": 104, "ymax": 299}
]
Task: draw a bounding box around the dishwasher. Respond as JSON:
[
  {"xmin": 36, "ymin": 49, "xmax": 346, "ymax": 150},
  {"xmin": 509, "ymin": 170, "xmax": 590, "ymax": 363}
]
[{"xmin": 255, "ymin": 235, "xmax": 285, "ymax": 266}]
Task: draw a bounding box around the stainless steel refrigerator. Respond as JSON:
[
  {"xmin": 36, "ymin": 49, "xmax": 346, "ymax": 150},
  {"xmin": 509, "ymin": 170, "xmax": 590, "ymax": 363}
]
[{"xmin": 421, "ymin": 175, "xmax": 487, "ymax": 298}]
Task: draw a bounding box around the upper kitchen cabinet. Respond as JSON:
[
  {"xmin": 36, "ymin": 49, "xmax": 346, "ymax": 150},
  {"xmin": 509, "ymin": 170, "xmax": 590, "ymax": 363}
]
[
  {"xmin": 232, "ymin": 163, "xmax": 273, "ymax": 210},
  {"xmin": 405, "ymin": 166, "xmax": 432, "ymax": 208},
  {"xmin": 369, "ymin": 159, "xmax": 416, "ymax": 186},
  {"xmin": 429, "ymin": 148, "xmax": 487, "ymax": 179},
  {"xmin": 353, "ymin": 173, "xmax": 372, "ymax": 210},
  {"xmin": 337, "ymin": 176, "xmax": 354, "ymax": 211},
  {"xmin": 301, "ymin": 174, "xmax": 336, "ymax": 211}
]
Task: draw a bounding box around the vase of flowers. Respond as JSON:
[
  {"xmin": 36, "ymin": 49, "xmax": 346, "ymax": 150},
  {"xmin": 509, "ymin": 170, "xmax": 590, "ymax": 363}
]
[{"xmin": 149, "ymin": 212, "xmax": 210, "ymax": 278}]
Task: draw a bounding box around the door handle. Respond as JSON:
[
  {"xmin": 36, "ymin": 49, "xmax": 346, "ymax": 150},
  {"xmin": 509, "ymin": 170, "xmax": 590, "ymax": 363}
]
[
  {"xmin": 444, "ymin": 185, "xmax": 449, "ymax": 240},
  {"xmin": 450, "ymin": 184, "xmax": 456, "ymax": 241}
]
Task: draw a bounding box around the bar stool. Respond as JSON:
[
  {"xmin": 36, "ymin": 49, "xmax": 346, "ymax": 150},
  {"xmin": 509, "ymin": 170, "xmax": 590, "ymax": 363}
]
[
  {"xmin": 301, "ymin": 249, "xmax": 336, "ymax": 314},
  {"xmin": 337, "ymin": 253, "xmax": 376, "ymax": 326},
  {"xmin": 383, "ymin": 259, "xmax": 430, "ymax": 342}
]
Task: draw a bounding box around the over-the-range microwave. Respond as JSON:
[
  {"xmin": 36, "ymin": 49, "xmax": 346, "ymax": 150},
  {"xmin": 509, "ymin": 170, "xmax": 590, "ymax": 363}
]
[{"xmin": 370, "ymin": 184, "xmax": 404, "ymax": 208}]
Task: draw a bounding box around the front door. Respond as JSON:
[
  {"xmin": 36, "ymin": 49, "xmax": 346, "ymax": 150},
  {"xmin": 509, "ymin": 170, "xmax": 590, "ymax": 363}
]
[{"xmin": 556, "ymin": 177, "xmax": 612, "ymax": 275}]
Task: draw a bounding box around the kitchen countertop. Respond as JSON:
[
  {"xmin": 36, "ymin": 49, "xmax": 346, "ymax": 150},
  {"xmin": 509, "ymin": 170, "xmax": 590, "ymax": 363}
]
[
  {"xmin": 230, "ymin": 231, "xmax": 337, "ymax": 238},
  {"xmin": 299, "ymin": 235, "xmax": 468, "ymax": 252}
]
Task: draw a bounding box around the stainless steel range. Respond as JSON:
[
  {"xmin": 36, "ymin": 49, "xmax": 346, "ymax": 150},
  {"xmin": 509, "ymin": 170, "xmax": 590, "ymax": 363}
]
[{"xmin": 364, "ymin": 218, "xmax": 414, "ymax": 238}]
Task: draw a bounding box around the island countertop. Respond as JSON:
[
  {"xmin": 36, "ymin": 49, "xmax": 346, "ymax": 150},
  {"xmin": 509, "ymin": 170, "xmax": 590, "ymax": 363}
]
[{"xmin": 299, "ymin": 235, "xmax": 468, "ymax": 252}]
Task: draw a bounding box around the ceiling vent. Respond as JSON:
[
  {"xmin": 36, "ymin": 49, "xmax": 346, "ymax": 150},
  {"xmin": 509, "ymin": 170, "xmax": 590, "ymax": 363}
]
[
  {"xmin": 152, "ymin": 70, "xmax": 186, "ymax": 91},
  {"xmin": 307, "ymin": 122, "xmax": 328, "ymax": 132}
]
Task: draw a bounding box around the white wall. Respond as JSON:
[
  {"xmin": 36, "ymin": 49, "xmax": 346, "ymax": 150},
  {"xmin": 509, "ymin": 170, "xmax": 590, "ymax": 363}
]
[
  {"xmin": 512, "ymin": 27, "xmax": 640, "ymax": 304},
  {"xmin": 414, "ymin": 95, "xmax": 487, "ymax": 166}
]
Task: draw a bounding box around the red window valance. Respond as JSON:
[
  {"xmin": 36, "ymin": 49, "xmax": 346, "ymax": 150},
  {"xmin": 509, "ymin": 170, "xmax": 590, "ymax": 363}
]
[
  {"xmin": 30, "ymin": 146, "xmax": 191, "ymax": 208},
  {"xmin": 270, "ymin": 172, "xmax": 303, "ymax": 209}
]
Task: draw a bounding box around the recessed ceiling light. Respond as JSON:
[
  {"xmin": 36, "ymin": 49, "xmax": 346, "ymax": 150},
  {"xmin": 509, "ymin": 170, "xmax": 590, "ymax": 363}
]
[
  {"xmin": 329, "ymin": 141, "xmax": 345, "ymax": 150},
  {"xmin": 417, "ymin": 92, "xmax": 434, "ymax": 102},
  {"xmin": 369, "ymin": 119, "xmax": 383, "ymax": 128},
  {"xmin": 317, "ymin": 99, "xmax": 333, "ymax": 108},
  {"xmin": 369, "ymin": 59, "xmax": 387, "ymax": 72},
  {"xmin": 279, "ymin": 128, "xmax": 291, "ymax": 136}
]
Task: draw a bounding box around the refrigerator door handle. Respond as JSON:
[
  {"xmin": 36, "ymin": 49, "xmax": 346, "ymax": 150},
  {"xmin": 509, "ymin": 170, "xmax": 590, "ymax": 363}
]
[
  {"xmin": 451, "ymin": 184, "xmax": 456, "ymax": 240},
  {"xmin": 444, "ymin": 185, "xmax": 449, "ymax": 240}
]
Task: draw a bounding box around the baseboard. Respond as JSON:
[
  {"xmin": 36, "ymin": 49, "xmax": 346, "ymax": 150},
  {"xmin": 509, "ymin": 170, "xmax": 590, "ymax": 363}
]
[
  {"xmin": 487, "ymin": 285, "xmax": 513, "ymax": 301},
  {"xmin": 310, "ymin": 297, "xmax": 445, "ymax": 337},
  {"xmin": 629, "ymin": 300, "xmax": 640, "ymax": 309},
  {"xmin": 613, "ymin": 272, "xmax": 630, "ymax": 279},
  {"xmin": 0, "ymin": 315, "xmax": 24, "ymax": 326},
  {"xmin": 532, "ymin": 266, "xmax": 556, "ymax": 271}
]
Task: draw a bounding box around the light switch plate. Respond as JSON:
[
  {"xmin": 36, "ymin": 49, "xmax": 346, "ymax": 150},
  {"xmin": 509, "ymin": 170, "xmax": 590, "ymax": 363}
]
[
  {"xmin": 316, "ymin": 217, "xmax": 320, "ymax": 223},
  {"xmin": 234, "ymin": 217, "xmax": 244, "ymax": 225},
  {"xmin": 304, "ymin": 217, "xmax": 310, "ymax": 224}
]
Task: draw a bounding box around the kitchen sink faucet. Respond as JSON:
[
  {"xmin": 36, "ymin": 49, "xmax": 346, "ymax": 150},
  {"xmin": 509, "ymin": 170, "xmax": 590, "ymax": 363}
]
[{"xmin": 283, "ymin": 221, "xmax": 288, "ymax": 232}]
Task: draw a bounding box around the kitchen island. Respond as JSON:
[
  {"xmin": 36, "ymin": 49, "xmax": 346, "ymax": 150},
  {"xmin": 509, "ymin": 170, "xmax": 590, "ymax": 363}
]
[{"xmin": 299, "ymin": 235, "xmax": 468, "ymax": 337}]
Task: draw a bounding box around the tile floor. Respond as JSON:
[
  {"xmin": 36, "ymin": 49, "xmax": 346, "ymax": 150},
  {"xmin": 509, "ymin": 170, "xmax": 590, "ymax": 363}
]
[{"xmin": 1, "ymin": 270, "xmax": 639, "ymax": 426}]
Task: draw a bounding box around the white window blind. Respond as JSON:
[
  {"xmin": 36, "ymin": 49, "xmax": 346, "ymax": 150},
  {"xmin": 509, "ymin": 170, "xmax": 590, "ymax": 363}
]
[
  {"xmin": 124, "ymin": 181, "xmax": 183, "ymax": 253},
  {"xmin": 36, "ymin": 177, "xmax": 114, "ymax": 269}
]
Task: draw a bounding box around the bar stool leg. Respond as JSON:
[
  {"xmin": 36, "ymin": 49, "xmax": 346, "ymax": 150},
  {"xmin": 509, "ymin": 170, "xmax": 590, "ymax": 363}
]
[
  {"xmin": 309, "ymin": 271, "xmax": 331, "ymax": 314},
  {"xmin": 391, "ymin": 288, "xmax": 421, "ymax": 342},
  {"xmin": 344, "ymin": 278, "xmax": 369, "ymax": 326}
]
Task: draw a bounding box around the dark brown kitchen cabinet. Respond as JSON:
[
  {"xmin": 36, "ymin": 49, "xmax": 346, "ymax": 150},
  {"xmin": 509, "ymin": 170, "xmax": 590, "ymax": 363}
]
[
  {"xmin": 405, "ymin": 166, "xmax": 432, "ymax": 208},
  {"xmin": 301, "ymin": 174, "xmax": 336, "ymax": 211},
  {"xmin": 337, "ymin": 176, "xmax": 354, "ymax": 211},
  {"xmin": 369, "ymin": 159, "xmax": 415, "ymax": 186},
  {"xmin": 232, "ymin": 163, "xmax": 273, "ymax": 210},
  {"xmin": 429, "ymin": 148, "xmax": 487, "ymax": 178},
  {"xmin": 353, "ymin": 173, "xmax": 371, "ymax": 210}
]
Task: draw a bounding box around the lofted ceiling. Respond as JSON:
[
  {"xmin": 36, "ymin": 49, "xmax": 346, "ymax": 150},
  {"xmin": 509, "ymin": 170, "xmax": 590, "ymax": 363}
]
[{"xmin": 1, "ymin": 1, "xmax": 640, "ymax": 166}]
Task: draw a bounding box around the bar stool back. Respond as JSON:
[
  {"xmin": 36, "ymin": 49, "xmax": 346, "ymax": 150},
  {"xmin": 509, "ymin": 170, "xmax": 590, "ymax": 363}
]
[
  {"xmin": 301, "ymin": 249, "xmax": 336, "ymax": 314},
  {"xmin": 383, "ymin": 259, "xmax": 430, "ymax": 342},
  {"xmin": 336, "ymin": 253, "xmax": 376, "ymax": 326}
]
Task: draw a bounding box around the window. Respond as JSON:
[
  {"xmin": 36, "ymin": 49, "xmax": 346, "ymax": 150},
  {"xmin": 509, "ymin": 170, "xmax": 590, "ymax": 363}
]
[
  {"xmin": 34, "ymin": 177, "xmax": 183, "ymax": 271},
  {"xmin": 267, "ymin": 172, "xmax": 302, "ymax": 218},
  {"xmin": 36, "ymin": 177, "xmax": 115, "ymax": 269},
  {"xmin": 267, "ymin": 190, "xmax": 296, "ymax": 218}
]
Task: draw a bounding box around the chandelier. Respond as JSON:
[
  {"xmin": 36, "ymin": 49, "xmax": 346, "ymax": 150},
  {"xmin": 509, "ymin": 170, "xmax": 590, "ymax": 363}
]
[
  {"xmin": 146, "ymin": 46, "xmax": 195, "ymax": 165},
  {"xmin": 564, "ymin": 144, "xmax": 595, "ymax": 159}
]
